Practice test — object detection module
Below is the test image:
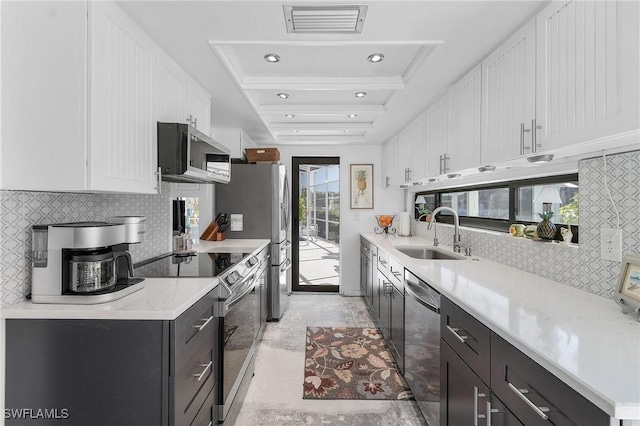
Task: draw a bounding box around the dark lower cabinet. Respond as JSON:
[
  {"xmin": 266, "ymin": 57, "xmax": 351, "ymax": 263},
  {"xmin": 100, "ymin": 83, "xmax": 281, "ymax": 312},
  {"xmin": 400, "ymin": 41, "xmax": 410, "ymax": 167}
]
[
  {"xmin": 360, "ymin": 238, "xmax": 377, "ymax": 318},
  {"xmin": 378, "ymin": 274, "xmax": 391, "ymax": 338},
  {"xmin": 5, "ymin": 288, "xmax": 221, "ymax": 426},
  {"xmin": 440, "ymin": 296, "xmax": 610, "ymax": 426},
  {"xmin": 441, "ymin": 341, "xmax": 522, "ymax": 426},
  {"xmin": 441, "ymin": 340, "xmax": 491, "ymax": 426},
  {"xmin": 389, "ymin": 282, "xmax": 405, "ymax": 373},
  {"xmin": 491, "ymin": 334, "xmax": 609, "ymax": 426}
]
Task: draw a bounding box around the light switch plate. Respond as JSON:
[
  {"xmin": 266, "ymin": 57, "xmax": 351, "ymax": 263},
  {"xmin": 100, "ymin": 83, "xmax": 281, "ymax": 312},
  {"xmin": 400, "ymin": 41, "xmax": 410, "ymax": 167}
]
[{"xmin": 600, "ymin": 228, "xmax": 622, "ymax": 262}]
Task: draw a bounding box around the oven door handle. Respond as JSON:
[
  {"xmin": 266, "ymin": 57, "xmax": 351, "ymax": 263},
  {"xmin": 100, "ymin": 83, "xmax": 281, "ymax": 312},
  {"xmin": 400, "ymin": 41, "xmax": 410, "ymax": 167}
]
[{"xmin": 225, "ymin": 273, "xmax": 257, "ymax": 310}]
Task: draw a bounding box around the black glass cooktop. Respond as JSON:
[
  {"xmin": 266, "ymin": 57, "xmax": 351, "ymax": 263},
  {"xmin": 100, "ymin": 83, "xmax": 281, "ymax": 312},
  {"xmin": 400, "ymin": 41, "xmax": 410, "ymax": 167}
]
[{"xmin": 134, "ymin": 252, "xmax": 250, "ymax": 278}]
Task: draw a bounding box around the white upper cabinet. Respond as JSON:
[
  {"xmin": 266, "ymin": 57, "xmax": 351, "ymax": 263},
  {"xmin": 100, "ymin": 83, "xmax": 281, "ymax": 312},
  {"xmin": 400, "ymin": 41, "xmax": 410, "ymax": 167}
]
[
  {"xmin": 158, "ymin": 52, "xmax": 212, "ymax": 136},
  {"xmin": 409, "ymin": 112, "xmax": 427, "ymax": 182},
  {"xmin": 448, "ymin": 64, "xmax": 482, "ymax": 171},
  {"xmin": 425, "ymin": 94, "xmax": 449, "ymax": 176},
  {"xmin": 1, "ymin": 1, "xmax": 159, "ymax": 193},
  {"xmin": 397, "ymin": 126, "xmax": 412, "ymax": 184},
  {"xmin": 158, "ymin": 53, "xmax": 189, "ymax": 124},
  {"xmin": 396, "ymin": 113, "xmax": 427, "ymax": 185},
  {"xmin": 89, "ymin": 1, "xmax": 158, "ymax": 193},
  {"xmin": 535, "ymin": 0, "xmax": 639, "ymax": 151},
  {"xmin": 211, "ymin": 129, "xmax": 256, "ymax": 159},
  {"xmin": 481, "ymin": 20, "xmax": 536, "ymax": 164},
  {"xmin": 382, "ymin": 135, "xmax": 399, "ymax": 189}
]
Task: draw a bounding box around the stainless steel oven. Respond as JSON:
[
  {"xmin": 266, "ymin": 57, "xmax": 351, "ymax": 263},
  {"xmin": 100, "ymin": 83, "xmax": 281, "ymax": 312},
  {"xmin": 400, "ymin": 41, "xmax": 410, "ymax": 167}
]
[{"xmin": 134, "ymin": 247, "xmax": 269, "ymax": 424}]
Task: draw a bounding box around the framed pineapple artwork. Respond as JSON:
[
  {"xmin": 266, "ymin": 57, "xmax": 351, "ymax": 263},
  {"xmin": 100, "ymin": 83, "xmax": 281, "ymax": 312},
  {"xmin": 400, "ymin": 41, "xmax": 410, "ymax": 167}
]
[{"xmin": 350, "ymin": 164, "xmax": 373, "ymax": 209}]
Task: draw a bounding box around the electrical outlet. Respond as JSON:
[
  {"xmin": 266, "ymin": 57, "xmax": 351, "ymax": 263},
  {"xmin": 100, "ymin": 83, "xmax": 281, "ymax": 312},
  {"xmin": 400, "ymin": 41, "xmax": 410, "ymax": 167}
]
[{"xmin": 600, "ymin": 228, "xmax": 622, "ymax": 262}]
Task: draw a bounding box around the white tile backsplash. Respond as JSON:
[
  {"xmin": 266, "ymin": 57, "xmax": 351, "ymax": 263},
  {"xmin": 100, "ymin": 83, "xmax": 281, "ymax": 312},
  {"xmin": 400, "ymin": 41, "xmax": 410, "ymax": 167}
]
[
  {"xmin": 0, "ymin": 184, "xmax": 171, "ymax": 307},
  {"xmin": 411, "ymin": 150, "xmax": 640, "ymax": 300}
]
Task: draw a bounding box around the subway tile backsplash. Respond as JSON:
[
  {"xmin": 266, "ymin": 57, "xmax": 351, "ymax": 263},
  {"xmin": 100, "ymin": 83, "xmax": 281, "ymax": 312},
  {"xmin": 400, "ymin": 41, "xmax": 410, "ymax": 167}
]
[
  {"xmin": 0, "ymin": 184, "xmax": 171, "ymax": 307},
  {"xmin": 412, "ymin": 150, "xmax": 640, "ymax": 300}
]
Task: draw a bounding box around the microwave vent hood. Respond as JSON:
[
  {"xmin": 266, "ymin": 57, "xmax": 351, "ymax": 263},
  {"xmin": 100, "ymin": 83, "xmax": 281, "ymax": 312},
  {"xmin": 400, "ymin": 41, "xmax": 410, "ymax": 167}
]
[{"xmin": 158, "ymin": 122, "xmax": 231, "ymax": 184}]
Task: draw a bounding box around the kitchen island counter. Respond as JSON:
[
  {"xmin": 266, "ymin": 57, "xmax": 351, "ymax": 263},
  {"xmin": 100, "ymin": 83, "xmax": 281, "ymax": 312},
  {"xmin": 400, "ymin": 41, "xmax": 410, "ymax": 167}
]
[
  {"xmin": 362, "ymin": 233, "xmax": 640, "ymax": 422},
  {"xmin": 2, "ymin": 239, "xmax": 270, "ymax": 321}
]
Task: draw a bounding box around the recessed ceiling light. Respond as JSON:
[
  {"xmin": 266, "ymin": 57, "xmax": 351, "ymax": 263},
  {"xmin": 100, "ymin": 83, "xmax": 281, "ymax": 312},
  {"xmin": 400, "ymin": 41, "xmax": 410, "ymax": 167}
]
[
  {"xmin": 354, "ymin": 92, "xmax": 367, "ymax": 98},
  {"xmin": 367, "ymin": 53, "xmax": 384, "ymax": 63},
  {"xmin": 527, "ymin": 154, "xmax": 554, "ymax": 163},
  {"xmin": 264, "ymin": 53, "xmax": 280, "ymax": 63},
  {"xmin": 277, "ymin": 93, "xmax": 289, "ymax": 99},
  {"xmin": 478, "ymin": 165, "xmax": 496, "ymax": 173},
  {"xmin": 347, "ymin": 114, "xmax": 358, "ymax": 118},
  {"xmin": 284, "ymin": 114, "xmax": 295, "ymax": 118}
]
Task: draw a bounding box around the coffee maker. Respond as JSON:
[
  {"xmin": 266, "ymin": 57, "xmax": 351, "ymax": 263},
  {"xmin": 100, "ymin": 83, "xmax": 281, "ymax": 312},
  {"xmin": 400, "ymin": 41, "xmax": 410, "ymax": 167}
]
[{"xmin": 31, "ymin": 221, "xmax": 145, "ymax": 304}]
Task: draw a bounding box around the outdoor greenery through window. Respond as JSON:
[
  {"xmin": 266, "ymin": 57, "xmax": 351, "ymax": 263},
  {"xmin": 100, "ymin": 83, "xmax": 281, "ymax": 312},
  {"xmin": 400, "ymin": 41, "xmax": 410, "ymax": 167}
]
[
  {"xmin": 299, "ymin": 165, "xmax": 340, "ymax": 243},
  {"xmin": 415, "ymin": 174, "xmax": 579, "ymax": 242}
]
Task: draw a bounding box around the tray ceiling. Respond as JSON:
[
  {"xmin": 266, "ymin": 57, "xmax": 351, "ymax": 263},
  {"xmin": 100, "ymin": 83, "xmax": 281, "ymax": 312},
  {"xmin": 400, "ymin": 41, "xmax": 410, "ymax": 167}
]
[{"xmin": 211, "ymin": 41, "xmax": 439, "ymax": 144}]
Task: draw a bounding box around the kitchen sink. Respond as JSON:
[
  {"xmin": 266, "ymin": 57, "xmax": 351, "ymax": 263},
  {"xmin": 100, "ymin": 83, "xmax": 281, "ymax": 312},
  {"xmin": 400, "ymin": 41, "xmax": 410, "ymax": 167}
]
[{"xmin": 393, "ymin": 245, "xmax": 466, "ymax": 260}]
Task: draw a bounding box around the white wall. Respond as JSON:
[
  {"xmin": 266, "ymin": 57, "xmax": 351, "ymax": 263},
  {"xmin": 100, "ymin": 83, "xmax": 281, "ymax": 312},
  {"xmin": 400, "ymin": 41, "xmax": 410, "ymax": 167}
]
[{"xmin": 275, "ymin": 144, "xmax": 404, "ymax": 296}]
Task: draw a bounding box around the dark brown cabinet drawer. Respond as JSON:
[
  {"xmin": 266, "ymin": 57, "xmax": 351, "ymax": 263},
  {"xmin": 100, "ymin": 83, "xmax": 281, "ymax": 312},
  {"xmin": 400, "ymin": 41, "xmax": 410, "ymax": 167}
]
[
  {"xmin": 173, "ymin": 340, "xmax": 215, "ymax": 426},
  {"xmin": 377, "ymin": 249, "xmax": 389, "ymax": 277},
  {"xmin": 172, "ymin": 289, "xmax": 218, "ymax": 373},
  {"xmin": 441, "ymin": 296, "xmax": 491, "ymax": 385},
  {"xmin": 491, "ymin": 334, "xmax": 609, "ymax": 426},
  {"xmin": 387, "ymin": 257, "xmax": 404, "ymax": 290},
  {"xmin": 191, "ymin": 383, "xmax": 217, "ymax": 426}
]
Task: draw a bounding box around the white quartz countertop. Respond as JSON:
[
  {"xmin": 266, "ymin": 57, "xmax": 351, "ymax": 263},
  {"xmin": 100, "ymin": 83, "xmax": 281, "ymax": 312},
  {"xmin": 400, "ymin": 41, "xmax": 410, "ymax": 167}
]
[
  {"xmin": 1, "ymin": 239, "xmax": 270, "ymax": 321},
  {"xmin": 362, "ymin": 233, "xmax": 640, "ymax": 421}
]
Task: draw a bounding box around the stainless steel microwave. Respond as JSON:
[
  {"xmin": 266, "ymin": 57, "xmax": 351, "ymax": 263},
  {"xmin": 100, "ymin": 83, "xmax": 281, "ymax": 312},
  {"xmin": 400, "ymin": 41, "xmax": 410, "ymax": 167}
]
[{"xmin": 157, "ymin": 122, "xmax": 231, "ymax": 184}]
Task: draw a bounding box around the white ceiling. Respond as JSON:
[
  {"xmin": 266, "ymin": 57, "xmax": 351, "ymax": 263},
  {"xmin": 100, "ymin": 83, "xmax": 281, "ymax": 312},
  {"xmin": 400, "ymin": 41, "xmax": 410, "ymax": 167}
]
[{"xmin": 118, "ymin": 0, "xmax": 546, "ymax": 146}]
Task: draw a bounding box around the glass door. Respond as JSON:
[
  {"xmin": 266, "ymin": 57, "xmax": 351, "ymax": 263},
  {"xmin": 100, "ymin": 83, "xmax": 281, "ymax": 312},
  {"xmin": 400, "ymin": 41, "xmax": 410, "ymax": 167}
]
[{"xmin": 291, "ymin": 157, "xmax": 340, "ymax": 292}]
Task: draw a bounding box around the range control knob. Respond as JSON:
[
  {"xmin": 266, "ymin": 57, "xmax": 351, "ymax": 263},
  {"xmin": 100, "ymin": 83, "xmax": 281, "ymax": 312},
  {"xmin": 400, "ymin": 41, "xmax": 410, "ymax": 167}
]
[
  {"xmin": 247, "ymin": 256, "xmax": 258, "ymax": 267},
  {"xmin": 225, "ymin": 271, "xmax": 241, "ymax": 285}
]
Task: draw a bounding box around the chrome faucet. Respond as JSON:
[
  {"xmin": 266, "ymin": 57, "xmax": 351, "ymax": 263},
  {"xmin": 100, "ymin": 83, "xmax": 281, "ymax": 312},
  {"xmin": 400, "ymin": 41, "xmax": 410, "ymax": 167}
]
[
  {"xmin": 417, "ymin": 213, "xmax": 438, "ymax": 246},
  {"xmin": 427, "ymin": 207, "xmax": 462, "ymax": 252}
]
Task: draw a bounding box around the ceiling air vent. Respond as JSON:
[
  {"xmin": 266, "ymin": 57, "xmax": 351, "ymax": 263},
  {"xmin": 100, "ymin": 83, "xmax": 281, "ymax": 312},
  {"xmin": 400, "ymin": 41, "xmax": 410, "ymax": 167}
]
[{"xmin": 283, "ymin": 5, "xmax": 368, "ymax": 34}]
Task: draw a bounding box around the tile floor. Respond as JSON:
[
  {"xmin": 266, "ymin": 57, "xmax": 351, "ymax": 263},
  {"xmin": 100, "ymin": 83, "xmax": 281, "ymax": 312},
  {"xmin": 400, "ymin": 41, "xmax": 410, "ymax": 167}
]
[{"xmin": 233, "ymin": 294, "xmax": 427, "ymax": 425}]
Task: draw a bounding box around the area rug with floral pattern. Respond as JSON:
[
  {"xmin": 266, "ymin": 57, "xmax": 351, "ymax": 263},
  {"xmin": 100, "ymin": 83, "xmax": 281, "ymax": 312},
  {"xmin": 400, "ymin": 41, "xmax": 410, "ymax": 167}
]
[{"xmin": 303, "ymin": 326, "xmax": 413, "ymax": 400}]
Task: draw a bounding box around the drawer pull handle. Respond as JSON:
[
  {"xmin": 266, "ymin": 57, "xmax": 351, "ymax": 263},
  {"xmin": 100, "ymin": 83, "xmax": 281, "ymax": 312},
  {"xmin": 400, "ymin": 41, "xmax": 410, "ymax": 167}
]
[
  {"xmin": 194, "ymin": 315, "xmax": 214, "ymax": 332},
  {"xmin": 507, "ymin": 382, "xmax": 550, "ymax": 420},
  {"xmin": 446, "ymin": 325, "xmax": 469, "ymax": 343},
  {"xmin": 193, "ymin": 361, "xmax": 213, "ymax": 381},
  {"xmin": 379, "ymin": 260, "xmax": 387, "ymax": 265},
  {"xmin": 391, "ymin": 271, "xmax": 402, "ymax": 277}
]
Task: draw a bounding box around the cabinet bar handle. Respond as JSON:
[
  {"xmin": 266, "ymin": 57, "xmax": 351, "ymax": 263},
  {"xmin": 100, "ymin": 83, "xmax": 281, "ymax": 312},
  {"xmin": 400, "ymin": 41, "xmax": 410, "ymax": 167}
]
[
  {"xmin": 194, "ymin": 315, "xmax": 214, "ymax": 332},
  {"xmin": 507, "ymin": 382, "xmax": 550, "ymax": 420},
  {"xmin": 439, "ymin": 154, "xmax": 443, "ymax": 174},
  {"xmin": 473, "ymin": 387, "xmax": 487, "ymax": 426},
  {"xmin": 442, "ymin": 153, "xmax": 450, "ymax": 173},
  {"xmin": 520, "ymin": 123, "xmax": 531, "ymax": 155},
  {"xmin": 155, "ymin": 167, "xmax": 162, "ymax": 194},
  {"xmin": 384, "ymin": 282, "xmax": 393, "ymax": 295},
  {"xmin": 446, "ymin": 325, "xmax": 469, "ymax": 343},
  {"xmin": 207, "ymin": 422, "xmax": 213, "ymax": 426},
  {"xmin": 193, "ymin": 360, "xmax": 213, "ymax": 381},
  {"xmin": 379, "ymin": 260, "xmax": 387, "ymax": 266},
  {"xmin": 531, "ymin": 119, "xmax": 542, "ymax": 152}
]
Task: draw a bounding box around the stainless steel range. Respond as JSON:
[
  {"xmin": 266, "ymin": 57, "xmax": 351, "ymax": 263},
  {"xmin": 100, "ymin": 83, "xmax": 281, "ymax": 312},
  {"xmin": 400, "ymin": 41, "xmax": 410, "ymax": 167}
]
[{"xmin": 134, "ymin": 248, "xmax": 269, "ymax": 424}]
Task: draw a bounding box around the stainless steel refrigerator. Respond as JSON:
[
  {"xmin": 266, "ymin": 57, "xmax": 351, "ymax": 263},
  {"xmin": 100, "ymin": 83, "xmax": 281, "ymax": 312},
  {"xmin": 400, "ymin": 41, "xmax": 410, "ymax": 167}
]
[{"xmin": 215, "ymin": 163, "xmax": 291, "ymax": 320}]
